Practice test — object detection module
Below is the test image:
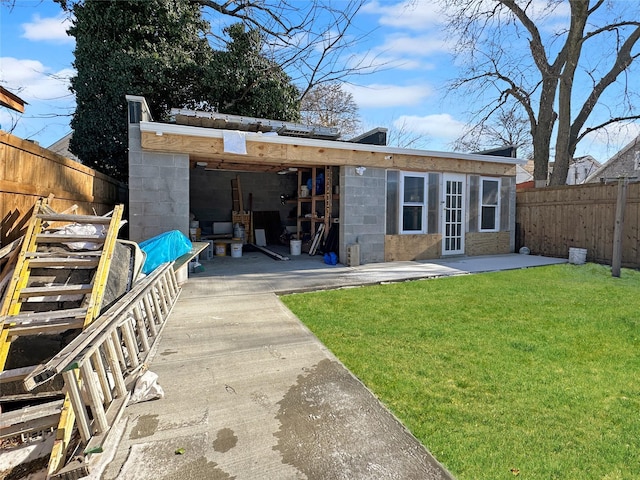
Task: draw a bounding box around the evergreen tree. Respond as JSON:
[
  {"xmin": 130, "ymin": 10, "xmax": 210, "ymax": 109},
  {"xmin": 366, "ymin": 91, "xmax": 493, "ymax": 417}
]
[
  {"xmin": 200, "ymin": 23, "xmax": 300, "ymax": 121},
  {"xmin": 68, "ymin": 0, "xmax": 213, "ymax": 181}
]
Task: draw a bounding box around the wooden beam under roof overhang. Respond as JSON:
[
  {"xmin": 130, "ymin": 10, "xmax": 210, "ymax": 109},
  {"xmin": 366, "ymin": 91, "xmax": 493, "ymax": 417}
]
[
  {"xmin": 190, "ymin": 155, "xmax": 290, "ymax": 173},
  {"xmin": 140, "ymin": 125, "xmax": 519, "ymax": 176}
]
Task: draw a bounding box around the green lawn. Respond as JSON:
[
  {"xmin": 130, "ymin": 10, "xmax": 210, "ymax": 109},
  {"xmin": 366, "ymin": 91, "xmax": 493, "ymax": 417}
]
[{"xmin": 280, "ymin": 264, "xmax": 640, "ymax": 480}]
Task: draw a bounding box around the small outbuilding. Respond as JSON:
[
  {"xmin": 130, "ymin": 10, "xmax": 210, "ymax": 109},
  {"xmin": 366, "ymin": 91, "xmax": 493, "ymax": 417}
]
[{"xmin": 127, "ymin": 96, "xmax": 526, "ymax": 265}]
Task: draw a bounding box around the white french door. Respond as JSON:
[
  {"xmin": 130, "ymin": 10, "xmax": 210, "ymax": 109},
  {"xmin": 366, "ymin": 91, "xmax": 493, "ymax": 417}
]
[{"xmin": 442, "ymin": 174, "xmax": 466, "ymax": 255}]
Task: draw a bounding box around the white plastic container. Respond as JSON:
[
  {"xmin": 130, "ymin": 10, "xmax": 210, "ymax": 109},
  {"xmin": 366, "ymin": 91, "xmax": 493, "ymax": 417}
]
[
  {"xmin": 233, "ymin": 223, "xmax": 245, "ymax": 243},
  {"xmin": 231, "ymin": 243, "xmax": 243, "ymax": 258},
  {"xmin": 568, "ymin": 247, "xmax": 587, "ymax": 265},
  {"xmin": 290, "ymin": 239, "xmax": 302, "ymax": 256},
  {"xmin": 215, "ymin": 242, "xmax": 226, "ymax": 256}
]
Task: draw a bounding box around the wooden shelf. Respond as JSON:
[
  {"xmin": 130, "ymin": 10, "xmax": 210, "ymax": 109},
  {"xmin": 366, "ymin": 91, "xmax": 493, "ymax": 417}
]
[{"xmin": 295, "ymin": 167, "xmax": 338, "ymax": 242}]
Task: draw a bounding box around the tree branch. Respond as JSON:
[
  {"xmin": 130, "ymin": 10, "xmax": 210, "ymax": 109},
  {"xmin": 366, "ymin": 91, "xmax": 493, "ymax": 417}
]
[
  {"xmin": 571, "ymin": 25, "xmax": 640, "ymax": 141},
  {"xmin": 577, "ymin": 115, "xmax": 640, "ymax": 144}
]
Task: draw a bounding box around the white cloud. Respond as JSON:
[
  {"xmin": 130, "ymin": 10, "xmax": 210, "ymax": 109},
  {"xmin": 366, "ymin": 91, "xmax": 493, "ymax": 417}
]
[
  {"xmin": 345, "ymin": 83, "xmax": 433, "ymax": 108},
  {"xmin": 380, "ymin": 34, "xmax": 453, "ymax": 57},
  {"xmin": 1, "ymin": 57, "xmax": 74, "ymax": 102},
  {"xmin": 362, "ymin": 0, "xmax": 443, "ymax": 31},
  {"xmin": 393, "ymin": 113, "xmax": 467, "ymax": 140},
  {"xmin": 21, "ymin": 13, "xmax": 74, "ymax": 44},
  {"xmin": 363, "ymin": 0, "xmax": 571, "ymax": 34}
]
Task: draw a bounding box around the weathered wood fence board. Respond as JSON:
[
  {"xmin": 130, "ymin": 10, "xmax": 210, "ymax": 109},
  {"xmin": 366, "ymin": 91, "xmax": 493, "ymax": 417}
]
[
  {"xmin": 1, "ymin": 131, "xmax": 125, "ymax": 246},
  {"xmin": 516, "ymin": 182, "xmax": 640, "ymax": 268}
]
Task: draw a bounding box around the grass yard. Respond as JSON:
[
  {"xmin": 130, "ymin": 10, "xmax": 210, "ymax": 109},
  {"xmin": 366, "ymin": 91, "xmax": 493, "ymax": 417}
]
[{"xmin": 280, "ymin": 263, "xmax": 640, "ymax": 480}]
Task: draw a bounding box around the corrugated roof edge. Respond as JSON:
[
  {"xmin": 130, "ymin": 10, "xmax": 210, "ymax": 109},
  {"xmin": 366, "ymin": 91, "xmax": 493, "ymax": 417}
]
[{"xmin": 140, "ymin": 121, "xmax": 528, "ymax": 166}]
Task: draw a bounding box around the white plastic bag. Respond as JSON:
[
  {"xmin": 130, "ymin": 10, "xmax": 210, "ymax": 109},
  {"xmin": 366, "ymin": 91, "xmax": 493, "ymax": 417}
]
[{"xmin": 129, "ymin": 371, "xmax": 165, "ymax": 404}]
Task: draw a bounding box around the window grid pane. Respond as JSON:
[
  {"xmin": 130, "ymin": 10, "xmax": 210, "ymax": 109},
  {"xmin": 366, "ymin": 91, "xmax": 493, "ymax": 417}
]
[
  {"xmin": 480, "ymin": 178, "xmax": 500, "ymax": 231},
  {"xmin": 403, "ymin": 206, "xmax": 423, "ymax": 231},
  {"xmin": 401, "ymin": 174, "xmax": 428, "ymax": 234}
]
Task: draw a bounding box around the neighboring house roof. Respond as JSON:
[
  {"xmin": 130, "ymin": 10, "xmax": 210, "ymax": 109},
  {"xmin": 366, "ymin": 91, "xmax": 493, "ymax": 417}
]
[
  {"xmin": 516, "ymin": 164, "xmax": 533, "ymax": 184},
  {"xmin": 47, "ymin": 132, "xmax": 81, "ymax": 163},
  {"xmin": 586, "ymin": 134, "xmax": 640, "ymax": 183},
  {"xmin": 519, "ymin": 156, "xmax": 601, "ymax": 186},
  {"xmin": 347, "ymin": 127, "xmax": 388, "ymax": 146},
  {"xmin": 0, "ymin": 86, "xmax": 27, "ymax": 113},
  {"xmin": 473, "ymin": 145, "xmax": 518, "ymax": 158}
]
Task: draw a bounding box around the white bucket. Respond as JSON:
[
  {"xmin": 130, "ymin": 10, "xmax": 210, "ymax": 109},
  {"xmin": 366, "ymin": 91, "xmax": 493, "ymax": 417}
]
[
  {"xmin": 231, "ymin": 243, "xmax": 243, "ymax": 258},
  {"xmin": 568, "ymin": 247, "xmax": 587, "ymax": 265},
  {"xmin": 215, "ymin": 242, "xmax": 226, "ymax": 256},
  {"xmin": 290, "ymin": 239, "xmax": 302, "ymax": 256}
]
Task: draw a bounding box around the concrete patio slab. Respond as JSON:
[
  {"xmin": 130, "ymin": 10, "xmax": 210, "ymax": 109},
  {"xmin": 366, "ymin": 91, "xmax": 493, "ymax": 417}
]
[{"xmin": 99, "ymin": 252, "xmax": 566, "ymax": 479}]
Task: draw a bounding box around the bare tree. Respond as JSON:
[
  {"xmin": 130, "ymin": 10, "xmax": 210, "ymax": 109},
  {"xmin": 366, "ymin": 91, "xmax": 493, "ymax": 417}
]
[
  {"xmin": 300, "ymin": 83, "xmax": 360, "ymax": 138},
  {"xmin": 452, "ymin": 104, "xmax": 532, "ymax": 158},
  {"xmin": 192, "ymin": 0, "xmax": 378, "ymax": 99},
  {"xmin": 439, "ymin": 0, "xmax": 640, "ymax": 186},
  {"xmin": 386, "ymin": 118, "xmax": 431, "ymax": 149}
]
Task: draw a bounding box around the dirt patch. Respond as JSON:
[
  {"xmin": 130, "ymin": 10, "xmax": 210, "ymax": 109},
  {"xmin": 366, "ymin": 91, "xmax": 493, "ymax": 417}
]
[{"xmin": 0, "ymin": 455, "xmax": 47, "ymax": 480}]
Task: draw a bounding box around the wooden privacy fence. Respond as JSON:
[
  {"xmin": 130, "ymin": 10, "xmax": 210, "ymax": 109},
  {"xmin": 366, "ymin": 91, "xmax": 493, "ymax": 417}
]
[
  {"xmin": 516, "ymin": 182, "xmax": 640, "ymax": 269},
  {"xmin": 0, "ymin": 131, "xmax": 125, "ymax": 246}
]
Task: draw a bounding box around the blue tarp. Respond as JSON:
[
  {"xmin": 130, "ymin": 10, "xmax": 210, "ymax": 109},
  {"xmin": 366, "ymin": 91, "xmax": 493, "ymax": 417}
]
[{"xmin": 139, "ymin": 230, "xmax": 192, "ymax": 274}]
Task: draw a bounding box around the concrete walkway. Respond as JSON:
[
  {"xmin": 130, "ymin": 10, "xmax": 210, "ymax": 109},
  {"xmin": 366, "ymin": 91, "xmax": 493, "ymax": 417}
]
[{"xmin": 99, "ymin": 252, "xmax": 566, "ymax": 480}]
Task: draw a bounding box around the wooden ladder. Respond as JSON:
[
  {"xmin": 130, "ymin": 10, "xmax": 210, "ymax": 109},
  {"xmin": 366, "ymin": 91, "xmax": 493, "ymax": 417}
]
[
  {"xmin": 0, "ymin": 198, "xmax": 124, "ymax": 364},
  {"xmin": 0, "ymin": 198, "xmax": 124, "ymax": 477}
]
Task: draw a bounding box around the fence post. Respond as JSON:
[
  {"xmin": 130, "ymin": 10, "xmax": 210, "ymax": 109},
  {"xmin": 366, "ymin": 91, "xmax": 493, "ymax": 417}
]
[{"xmin": 611, "ymin": 178, "xmax": 628, "ymax": 278}]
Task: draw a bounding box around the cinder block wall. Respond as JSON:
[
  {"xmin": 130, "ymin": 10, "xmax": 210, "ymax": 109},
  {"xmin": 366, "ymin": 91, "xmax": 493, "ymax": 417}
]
[
  {"xmin": 128, "ymin": 124, "xmax": 190, "ymax": 243},
  {"xmin": 190, "ymin": 170, "xmax": 297, "ymax": 226},
  {"xmin": 339, "ymin": 166, "xmax": 386, "ymax": 264}
]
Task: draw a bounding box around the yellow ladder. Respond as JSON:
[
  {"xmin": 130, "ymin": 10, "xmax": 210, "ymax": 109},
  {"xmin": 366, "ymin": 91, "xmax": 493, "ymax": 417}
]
[{"xmin": 0, "ymin": 198, "xmax": 124, "ymax": 476}]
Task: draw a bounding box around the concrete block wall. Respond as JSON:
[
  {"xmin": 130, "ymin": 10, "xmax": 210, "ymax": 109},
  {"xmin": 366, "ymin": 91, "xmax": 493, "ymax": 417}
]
[
  {"xmin": 339, "ymin": 166, "xmax": 386, "ymax": 264},
  {"xmin": 189, "ymin": 170, "xmax": 297, "ymax": 226},
  {"xmin": 128, "ymin": 124, "xmax": 190, "ymax": 243}
]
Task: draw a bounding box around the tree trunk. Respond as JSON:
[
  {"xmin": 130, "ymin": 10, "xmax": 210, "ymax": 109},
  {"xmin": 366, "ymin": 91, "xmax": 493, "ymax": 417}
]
[
  {"xmin": 532, "ymin": 82, "xmax": 558, "ymax": 186},
  {"xmin": 549, "ymin": 0, "xmax": 588, "ymax": 186}
]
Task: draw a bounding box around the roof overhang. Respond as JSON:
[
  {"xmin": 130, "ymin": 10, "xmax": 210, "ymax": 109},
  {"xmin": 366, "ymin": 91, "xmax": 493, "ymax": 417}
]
[
  {"xmin": 0, "ymin": 86, "xmax": 27, "ymax": 113},
  {"xmin": 139, "ymin": 121, "xmax": 527, "ymax": 175}
]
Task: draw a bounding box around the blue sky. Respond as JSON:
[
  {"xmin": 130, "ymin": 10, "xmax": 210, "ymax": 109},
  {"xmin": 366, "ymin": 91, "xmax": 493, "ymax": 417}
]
[{"xmin": 1, "ymin": 0, "xmax": 638, "ymax": 163}]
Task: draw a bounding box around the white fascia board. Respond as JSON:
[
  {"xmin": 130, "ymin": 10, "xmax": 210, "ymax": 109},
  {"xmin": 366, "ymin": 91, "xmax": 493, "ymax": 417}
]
[{"xmin": 140, "ymin": 121, "xmax": 528, "ymax": 166}]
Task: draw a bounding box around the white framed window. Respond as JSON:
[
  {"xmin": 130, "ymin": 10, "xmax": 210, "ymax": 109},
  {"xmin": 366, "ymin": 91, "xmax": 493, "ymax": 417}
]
[
  {"xmin": 400, "ymin": 173, "xmax": 428, "ymax": 233},
  {"xmin": 479, "ymin": 177, "xmax": 500, "ymax": 232}
]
